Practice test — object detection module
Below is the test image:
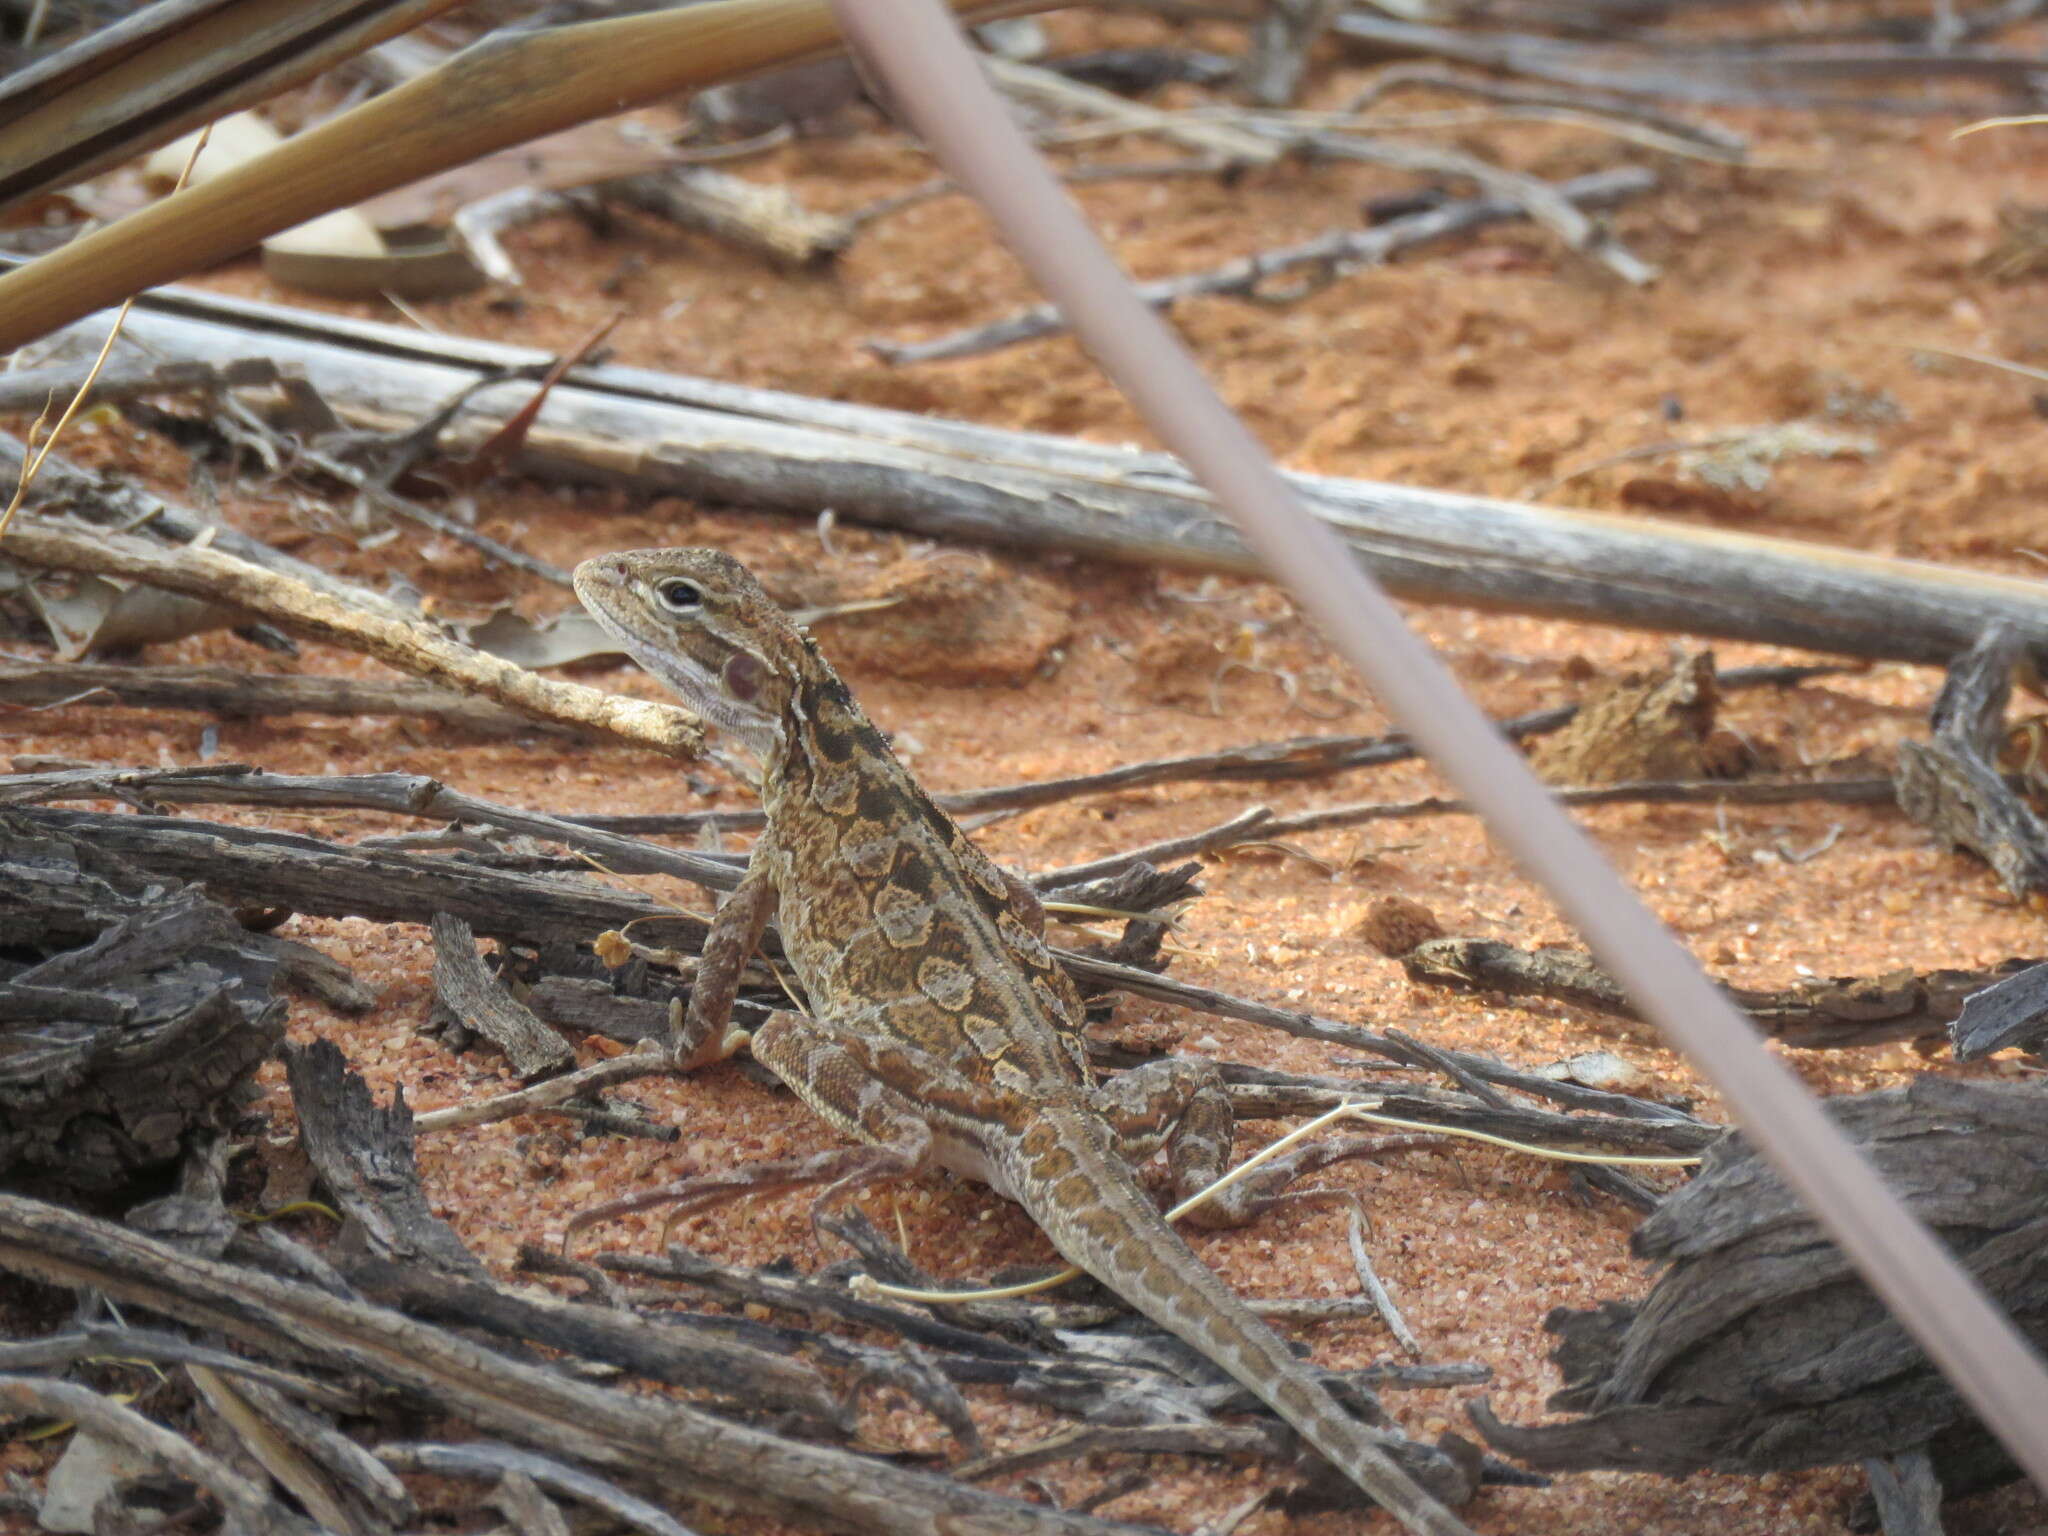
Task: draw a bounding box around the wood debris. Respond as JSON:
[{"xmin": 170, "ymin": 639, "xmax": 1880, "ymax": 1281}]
[
  {"xmin": 1949, "ymin": 961, "xmax": 2048, "ymax": 1061},
  {"xmin": 430, "ymin": 912, "xmax": 577, "ymax": 1078},
  {"xmin": 1399, "ymin": 935, "xmax": 2043, "ymax": 1051},
  {"xmin": 1896, "ymin": 624, "xmax": 2048, "ymax": 901},
  {"xmin": 0, "ymin": 815, "xmax": 295, "ymax": 1190},
  {"xmin": 0, "ymin": 659, "xmax": 588, "ymax": 738},
  {"xmin": 1472, "ymin": 1078, "xmax": 2048, "ymax": 1506}
]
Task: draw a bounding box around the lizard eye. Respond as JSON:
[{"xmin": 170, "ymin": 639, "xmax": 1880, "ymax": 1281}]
[{"xmin": 654, "ymin": 578, "xmax": 703, "ymax": 614}]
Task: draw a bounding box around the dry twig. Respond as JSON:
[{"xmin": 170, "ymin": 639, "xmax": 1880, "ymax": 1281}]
[
  {"xmin": 869, "ymin": 167, "xmax": 1655, "ymax": 363},
  {"xmin": 0, "ymin": 521, "xmax": 702, "ymax": 757},
  {"xmin": 0, "ymin": 1195, "xmax": 1148, "ymax": 1536},
  {"xmin": 0, "ymin": 660, "xmax": 586, "ymax": 737}
]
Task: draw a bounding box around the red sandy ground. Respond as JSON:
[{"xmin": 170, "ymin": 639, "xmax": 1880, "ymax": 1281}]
[{"xmin": 6, "ymin": 7, "xmax": 2048, "ymax": 1534}]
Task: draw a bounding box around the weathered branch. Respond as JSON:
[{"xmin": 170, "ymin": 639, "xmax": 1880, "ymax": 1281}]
[
  {"xmin": 81, "ymin": 287, "xmax": 2048, "ymax": 671},
  {"xmin": 1895, "ymin": 625, "xmax": 2048, "ymax": 898},
  {"xmin": 1037, "ymin": 773, "xmax": 1896, "ymax": 887},
  {"xmin": 0, "ymin": 356, "xmax": 279, "ymax": 413},
  {"xmin": 1, "ymin": 520, "xmax": 702, "ymax": 758},
  {"xmin": 0, "ymin": 1375, "xmax": 322, "ymax": 1536},
  {"xmin": 1330, "ymin": 11, "xmax": 2048, "ymax": 110},
  {"xmin": 431, "ymin": 912, "xmax": 577, "ymax": 1078},
  {"xmin": 1950, "ymin": 960, "xmax": 2048, "ymax": 1060},
  {"xmin": 1401, "ymin": 937, "xmax": 2044, "ymax": 1049},
  {"xmin": 0, "ymin": 434, "xmax": 418, "ymax": 624},
  {"xmin": 0, "ymin": 1194, "xmax": 1153, "ymax": 1536},
  {"xmin": 8, "ymin": 805, "xmax": 676, "ymax": 947},
  {"xmin": 413, "ymin": 1048, "xmax": 676, "ymax": 1133},
  {"xmin": 0, "ymin": 658, "xmax": 584, "ymax": 737},
  {"xmin": 1065, "ymin": 950, "xmax": 1715, "ymax": 1141},
  {"xmin": 606, "ymin": 165, "xmax": 854, "ymax": 264},
  {"xmin": 1472, "ymin": 1078, "xmax": 2048, "ymax": 1491},
  {"xmin": 984, "ymin": 54, "xmax": 1280, "ymax": 163},
  {"xmin": 0, "ymin": 765, "xmax": 747, "ymax": 889},
  {"xmin": 868, "ymin": 167, "xmax": 1656, "ymax": 362},
  {"xmin": 376, "ymin": 1443, "xmax": 697, "ymax": 1536},
  {"xmin": 285, "ymin": 1040, "xmax": 485, "ymax": 1276}
]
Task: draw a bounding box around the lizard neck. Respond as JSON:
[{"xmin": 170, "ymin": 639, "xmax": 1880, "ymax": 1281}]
[{"xmin": 763, "ymin": 634, "xmax": 921, "ymax": 819}]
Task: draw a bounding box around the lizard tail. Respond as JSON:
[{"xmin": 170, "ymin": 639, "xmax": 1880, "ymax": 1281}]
[{"xmin": 1018, "ymin": 1107, "xmax": 1480, "ymax": 1536}]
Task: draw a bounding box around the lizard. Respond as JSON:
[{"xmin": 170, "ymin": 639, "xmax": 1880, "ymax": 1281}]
[{"xmin": 570, "ymin": 547, "xmax": 1480, "ymax": 1536}]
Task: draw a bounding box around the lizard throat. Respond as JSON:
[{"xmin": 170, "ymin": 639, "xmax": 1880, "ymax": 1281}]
[{"xmin": 609, "ymin": 621, "xmax": 783, "ymax": 754}]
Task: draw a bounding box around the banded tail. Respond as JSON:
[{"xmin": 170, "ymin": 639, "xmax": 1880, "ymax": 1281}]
[{"xmin": 1012, "ymin": 1104, "xmax": 1478, "ymax": 1536}]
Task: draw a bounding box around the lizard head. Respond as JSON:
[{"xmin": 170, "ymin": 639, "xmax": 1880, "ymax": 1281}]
[{"xmin": 573, "ymin": 547, "xmax": 796, "ymax": 754}]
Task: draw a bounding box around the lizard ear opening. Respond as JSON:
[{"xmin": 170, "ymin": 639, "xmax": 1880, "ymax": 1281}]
[{"xmin": 723, "ymin": 651, "xmax": 765, "ymax": 702}]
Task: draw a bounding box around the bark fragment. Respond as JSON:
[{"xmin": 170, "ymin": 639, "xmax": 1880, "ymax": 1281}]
[{"xmin": 1473, "ymin": 1078, "xmax": 2048, "ymax": 1506}]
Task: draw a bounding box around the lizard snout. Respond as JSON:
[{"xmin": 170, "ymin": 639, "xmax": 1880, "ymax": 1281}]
[{"xmin": 573, "ymin": 556, "xmax": 631, "ymax": 593}]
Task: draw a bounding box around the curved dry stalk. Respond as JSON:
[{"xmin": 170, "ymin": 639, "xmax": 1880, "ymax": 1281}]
[
  {"xmin": 0, "ymin": 0, "xmax": 1049, "ymax": 353},
  {"xmin": 0, "ymin": 124, "xmax": 213, "ymax": 541}
]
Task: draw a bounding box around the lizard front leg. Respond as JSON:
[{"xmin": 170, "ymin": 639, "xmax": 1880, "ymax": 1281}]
[
  {"xmin": 673, "ymin": 842, "xmax": 780, "ymax": 1068},
  {"xmin": 1093, "ymin": 1057, "xmax": 1411, "ymax": 1229}
]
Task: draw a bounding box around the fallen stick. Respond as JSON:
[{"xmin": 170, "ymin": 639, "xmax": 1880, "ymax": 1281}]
[
  {"xmin": 1402, "ymin": 937, "xmax": 2039, "ymax": 1049},
  {"xmin": 9, "ymin": 804, "xmax": 680, "ymax": 948},
  {"xmin": 0, "ymin": 660, "xmax": 587, "ymax": 738},
  {"xmin": 869, "ymin": 166, "xmax": 1656, "ymax": 362},
  {"xmin": 1259, "ymin": 772, "xmax": 1898, "ymax": 838},
  {"xmin": 0, "ymin": 1376, "xmax": 317, "ymax": 1536},
  {"xmin": 0, "ymin": 764, "xmax": 747, "ymax": 891},
  {"xmin": 1895, "ymin": 624, "xmax": 2048, "ymax": 899},
  {"xmin": 0, "ymin": 356, "xmax": 278, "ymax": 413},
  {"xmin": 604, "ymin": 165, "xmax": 854, "ymax": 265},
  {"xmin": 1329, "ymin": 11, "xmax": 2048, "ymax": 109},
  {"xmin": 1033, "ymin": 773, "xmax": 1898, "ymax": 887},
  {"xmin": 0, "ymin": 521, "xmax": 702, "ymax": 759},
  {"xmin": 846, "ymin": 156, "xmax": 1235, "ymax": 235},
  {"xmin": 450, "ymin": 186, "xmax": 570, "ymax": 287},
  {"xmin": 1266, "ymin": 129, "xmax": 1659, "ymax": 285},
  {"xmin": 412, "ymin": 1050, "xmax": 673, "ymax": 1134},
  {"xmin": 1950, "ymin": 961, "xmax": 2048, "ymax": 1060},
  {"xmin": 78, "ymin": 287, "xmax": 2048, "ymax": 671},
  {"xmin": 431, "ymin": 911, "xmax": 577, "ymax": 1078},
  {"xmin": 0, "ymin": 1194, "xmax": 1152, "ymax": 1536},
  {"xmin": 1061, "ymin": 950, "xmax": 1715, "ymax": 1136},
  {"xmin": 375, "ymin": 1445, "xmax": 699, "ymax": 1536},
  {"xmin": 0, "ymin": 432, "xmax": 417, "ymax": 625},
  {"xmin": 984, "ymin": 55, "xmax": 1281, "ymax": 164},
  {"xmin": 1345, "ymin": 65, "xmax": 1749, "ymax": 158}
]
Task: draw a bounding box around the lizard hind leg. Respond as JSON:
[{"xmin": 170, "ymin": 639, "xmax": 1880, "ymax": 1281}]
[
  {"xmin": 1092, "ymin": 1057, "xmax": 1414, "ymax": 1230},
  {"xmin": 561, "ymin": 1137, "xmax": 925, "ymax": 1252},
  {"xmin": 565, "ymin": 1008, "xmax": 948, "ymax": 1253}
]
